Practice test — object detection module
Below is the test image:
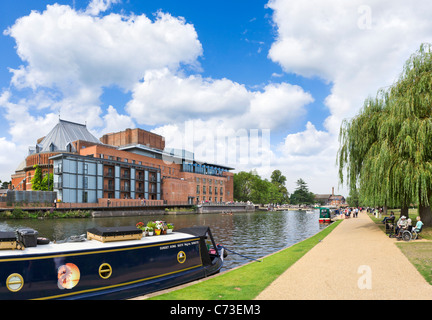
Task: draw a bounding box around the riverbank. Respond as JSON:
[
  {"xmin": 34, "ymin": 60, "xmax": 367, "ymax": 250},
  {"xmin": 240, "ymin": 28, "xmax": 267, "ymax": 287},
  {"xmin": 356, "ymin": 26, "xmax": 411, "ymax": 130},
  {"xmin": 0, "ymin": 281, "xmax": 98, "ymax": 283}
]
[
  {"xmin": 0, "ymin": 203, "xmax": 256, "ymax": 219},
  {"xmin": 0, "ymin": 208, "xmax": 91, "ymax": 219},
  {"xmin": 133, "ymin": 219, "xmax": 341, "ymax": 300},
  {"xmin": 138, "ymin": 210, "xmax": 432, "ymax": 300},
  {"xmin": 256, "ymin": 211, "xmax": 432, "ymax": 299}
]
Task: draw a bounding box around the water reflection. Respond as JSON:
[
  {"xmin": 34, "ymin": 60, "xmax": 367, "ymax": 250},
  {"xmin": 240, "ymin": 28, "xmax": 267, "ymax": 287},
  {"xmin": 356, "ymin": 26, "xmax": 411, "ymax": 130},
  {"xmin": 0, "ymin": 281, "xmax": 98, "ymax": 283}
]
[{"xmin": 0, "ymin": 210, "xmax": 326, "ymax": 270}]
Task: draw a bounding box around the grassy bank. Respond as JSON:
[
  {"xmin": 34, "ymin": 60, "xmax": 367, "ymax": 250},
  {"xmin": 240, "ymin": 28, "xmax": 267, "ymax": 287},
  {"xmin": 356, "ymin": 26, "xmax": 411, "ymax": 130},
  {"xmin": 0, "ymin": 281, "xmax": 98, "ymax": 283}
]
[
  {"xmin": 0, "ymin": 208, "xmax": 91, "ymax": 219},
  {"xmin": 145, "ymin": 220, "xmax": 342, "ymax": 300},
  {"xmin": 368, "ymin": 210, "xmax": 432, "ymax": 285}
]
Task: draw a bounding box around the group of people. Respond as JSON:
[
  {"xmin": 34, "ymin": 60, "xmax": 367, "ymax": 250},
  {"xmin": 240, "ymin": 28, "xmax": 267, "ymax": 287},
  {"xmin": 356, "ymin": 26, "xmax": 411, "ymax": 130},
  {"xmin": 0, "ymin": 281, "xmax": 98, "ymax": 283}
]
[
  {"xmin": 382, "ymin": 211, "xmax": 424, "ymax": 238},
  {"xmin": 341, "ymin": 207, "xmax": 360, "ymax": 218}
]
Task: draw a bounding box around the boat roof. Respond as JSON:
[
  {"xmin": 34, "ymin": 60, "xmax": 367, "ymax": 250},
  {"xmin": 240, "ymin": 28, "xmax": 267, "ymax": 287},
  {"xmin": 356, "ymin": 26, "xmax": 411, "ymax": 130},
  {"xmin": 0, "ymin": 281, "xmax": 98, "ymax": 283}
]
[{"xmin": 0, "ymin": 231, "xmax": 198, "ymax": 258}]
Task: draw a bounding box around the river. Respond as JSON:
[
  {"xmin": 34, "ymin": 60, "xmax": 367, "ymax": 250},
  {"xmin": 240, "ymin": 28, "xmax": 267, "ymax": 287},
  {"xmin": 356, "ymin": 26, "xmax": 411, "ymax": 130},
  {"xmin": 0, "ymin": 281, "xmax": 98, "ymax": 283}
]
[{"xmin": 0, "ymin": 209, "xmax": 327, "ymax": 270}]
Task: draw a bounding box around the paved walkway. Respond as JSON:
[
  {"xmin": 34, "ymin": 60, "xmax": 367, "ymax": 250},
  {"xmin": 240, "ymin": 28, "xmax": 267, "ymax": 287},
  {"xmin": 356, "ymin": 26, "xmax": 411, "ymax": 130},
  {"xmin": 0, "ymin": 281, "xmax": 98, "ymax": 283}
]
[{"xmin": 255, "ymin": 211, "xmax": 432, "ymax": 300}]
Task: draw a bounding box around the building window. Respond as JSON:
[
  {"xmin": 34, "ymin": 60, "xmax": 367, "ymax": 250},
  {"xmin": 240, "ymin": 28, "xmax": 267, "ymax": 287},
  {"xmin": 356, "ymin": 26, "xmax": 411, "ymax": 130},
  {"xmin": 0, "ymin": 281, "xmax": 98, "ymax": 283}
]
[
  {"xmin": 196, "ymin": 185, "xmax": 200, "ymax": 194},
  {"xmin": 83, "ymin": 191, "xmax": 88, "ymax": 203},
  {"xmin": 83, "ymin": 177, "xmax": 88, "ymax": 189},
  {"xmin": 84, "ymin": 164, "xmax": 88, "ymax": 175}
]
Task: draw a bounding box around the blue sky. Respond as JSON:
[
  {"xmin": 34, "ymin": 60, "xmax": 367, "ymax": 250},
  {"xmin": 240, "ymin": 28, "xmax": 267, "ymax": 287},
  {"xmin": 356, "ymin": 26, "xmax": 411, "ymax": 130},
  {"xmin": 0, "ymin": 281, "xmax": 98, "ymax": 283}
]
[{"xmin": 1, "ymin": 0, "xmax": 432, "ymax": 195}]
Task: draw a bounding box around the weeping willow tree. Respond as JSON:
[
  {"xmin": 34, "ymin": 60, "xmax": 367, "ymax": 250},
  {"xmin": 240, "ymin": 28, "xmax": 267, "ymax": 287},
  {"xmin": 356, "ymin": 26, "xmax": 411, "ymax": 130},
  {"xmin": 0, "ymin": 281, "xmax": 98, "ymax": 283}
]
[{"xmin": 338, "ymin": 43, "xmax": 432, "ymax": 226}]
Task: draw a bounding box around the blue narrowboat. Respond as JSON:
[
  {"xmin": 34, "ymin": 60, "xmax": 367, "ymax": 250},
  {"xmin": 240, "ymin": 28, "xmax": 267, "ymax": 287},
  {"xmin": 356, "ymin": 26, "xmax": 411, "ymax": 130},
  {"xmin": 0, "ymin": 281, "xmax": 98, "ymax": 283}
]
[{"xmin": 0, "ymin": 226, "xmax": 224, "ymax": 300}]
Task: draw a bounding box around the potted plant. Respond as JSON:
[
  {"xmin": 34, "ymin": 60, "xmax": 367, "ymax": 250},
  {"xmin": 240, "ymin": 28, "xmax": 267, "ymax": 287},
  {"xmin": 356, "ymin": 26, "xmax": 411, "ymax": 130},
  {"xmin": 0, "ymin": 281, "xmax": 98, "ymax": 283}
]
[
  {"xmin": 167, "ymin": 223, "xmax": 174, "ymax": 233},
  {"xmin": 154, "ymin": 221, "xmax": 164, "ymax": 235},
  {"xmin": 136, "ymin": 222, "xmax": 146, "ymax": 235},
  {"xmin": 146, "ymin": 221, "xmax": 156, "ymax": 236}
]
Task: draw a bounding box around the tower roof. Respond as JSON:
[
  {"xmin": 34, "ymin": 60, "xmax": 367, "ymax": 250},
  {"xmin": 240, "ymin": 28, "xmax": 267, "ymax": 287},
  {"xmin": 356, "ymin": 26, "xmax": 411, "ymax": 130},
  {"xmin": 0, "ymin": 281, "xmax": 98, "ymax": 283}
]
[{"xmin": 36, "ymin": 119, "xmax": 100, "ymax": 153}]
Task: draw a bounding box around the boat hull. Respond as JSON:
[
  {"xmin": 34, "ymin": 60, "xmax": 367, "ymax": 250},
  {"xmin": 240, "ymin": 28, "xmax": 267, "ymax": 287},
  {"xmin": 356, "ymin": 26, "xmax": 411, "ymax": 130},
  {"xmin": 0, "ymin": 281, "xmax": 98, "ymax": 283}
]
[{"xmin": 0, "ymin": 231, "xmax": 223, "ymax": 300}]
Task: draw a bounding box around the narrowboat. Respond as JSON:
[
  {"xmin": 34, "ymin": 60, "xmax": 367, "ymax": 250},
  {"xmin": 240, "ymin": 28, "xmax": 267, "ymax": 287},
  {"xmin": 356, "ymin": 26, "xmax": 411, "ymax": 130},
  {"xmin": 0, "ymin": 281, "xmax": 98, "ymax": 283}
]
[
  {"xmin": 0, "ymin": 225, "xmax": 224, "ymax": 300},
  {"xmin": 319, "ymin": 207, "xmax": 332, "ymax": 223}
]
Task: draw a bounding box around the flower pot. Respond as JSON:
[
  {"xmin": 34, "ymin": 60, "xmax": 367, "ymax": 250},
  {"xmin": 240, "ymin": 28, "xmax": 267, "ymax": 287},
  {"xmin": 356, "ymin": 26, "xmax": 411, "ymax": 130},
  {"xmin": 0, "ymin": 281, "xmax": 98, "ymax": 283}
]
[
  {"xmin": 155, "ymin": 229, "xmax": 161, "ymax": 235},
  {"xmin": 148, "ymin": 231, "xmax": 154, "ymax": 236},
  {"xmin": 167, "ymin": 229, "xmax": 173, "ymax": 233}
]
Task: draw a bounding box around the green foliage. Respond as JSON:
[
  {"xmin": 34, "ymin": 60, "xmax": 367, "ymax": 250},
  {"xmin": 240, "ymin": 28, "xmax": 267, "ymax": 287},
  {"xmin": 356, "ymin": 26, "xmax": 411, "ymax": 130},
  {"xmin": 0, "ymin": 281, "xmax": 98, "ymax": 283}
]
[
  {"xmin": 0, "ymin": 209, "xmax": 91, "ymax": 219},
  {"xmin": 338, "ymin": 43, "xmax": 432, "ymax": 225},
  {"xmin": 31, "ymin": 164, "xmax": 43, "ymax": 190},
  {"xmin": 233, "ymin": 170, "xmax": 289, "ymax": 204},
  {"xmin": 31, "ymin": 164, "xmax": 53, "ymax": 191},
  {"xmin": 346, "ymin": 188, "xmax": 360, "ymax": 207},
  {"xmin": 290, "ymin": 178, "xmax": 315, "ymax": 205}
]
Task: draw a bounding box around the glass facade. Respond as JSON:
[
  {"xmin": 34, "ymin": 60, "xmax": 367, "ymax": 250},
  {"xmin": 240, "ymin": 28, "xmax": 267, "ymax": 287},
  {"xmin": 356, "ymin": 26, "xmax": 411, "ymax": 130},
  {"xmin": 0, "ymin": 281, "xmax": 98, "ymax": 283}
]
[{"xmin": 52, "ymin": 154, "xmax": 161, "ymax": 203}]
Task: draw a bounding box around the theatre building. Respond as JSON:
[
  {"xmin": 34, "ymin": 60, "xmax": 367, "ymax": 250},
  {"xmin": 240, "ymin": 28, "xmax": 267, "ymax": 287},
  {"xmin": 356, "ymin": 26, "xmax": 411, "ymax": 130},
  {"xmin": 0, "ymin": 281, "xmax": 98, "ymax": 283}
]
[{"xmin": 11, "ymin": 119, "xmax": 234, "ymax": 204}]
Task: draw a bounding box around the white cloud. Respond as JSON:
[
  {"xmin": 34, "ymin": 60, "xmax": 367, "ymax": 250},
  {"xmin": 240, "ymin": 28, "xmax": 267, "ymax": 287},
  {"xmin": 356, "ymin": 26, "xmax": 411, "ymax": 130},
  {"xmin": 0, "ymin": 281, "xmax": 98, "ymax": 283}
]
[
  {"xmin": 261, "ymin": 0, "xmax": 432, "ymax": 194},
  {"xmin": 1, "ymin": 3, "xmax": 202, "ymax": 163},
  {"xmin": 267, "ymin": 0, "xmax": 432, "ymax": 135},
  {"xmin": 5, "ymin": 4, "xmax": 202, "ymax": 92},
  {"xmin": 126, "ymin": 69, "xmax": 251, "ymax": 126},
  {"xmin": 100, "ymin": 105, "xmax": 136, "ymax": 135},
  {"xmin": 127, "ymin": 69, "xmax": 313, "ymax": 130},
  {"xmin": 280, "ymin": 121, "xmax": 330, "ymax": 157},
  {"xmin": 86, "ymin": 0, "xmax": 121, "ymax": 16}
]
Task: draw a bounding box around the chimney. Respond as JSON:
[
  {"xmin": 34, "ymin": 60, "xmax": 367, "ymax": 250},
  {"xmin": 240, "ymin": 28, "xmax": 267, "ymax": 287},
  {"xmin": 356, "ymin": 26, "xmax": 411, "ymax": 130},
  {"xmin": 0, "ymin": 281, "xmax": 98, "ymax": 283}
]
[{"xmin": 332, "ymin": 187, "xmax": 334, "ymax": 196}]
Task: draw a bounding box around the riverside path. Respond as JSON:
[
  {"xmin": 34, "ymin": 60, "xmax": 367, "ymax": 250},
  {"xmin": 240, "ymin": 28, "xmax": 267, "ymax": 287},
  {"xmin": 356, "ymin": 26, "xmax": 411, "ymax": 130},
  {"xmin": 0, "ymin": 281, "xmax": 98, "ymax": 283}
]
[{"xmin": 255, "ymin": 210, "xmax": 432, "ymax": 300}]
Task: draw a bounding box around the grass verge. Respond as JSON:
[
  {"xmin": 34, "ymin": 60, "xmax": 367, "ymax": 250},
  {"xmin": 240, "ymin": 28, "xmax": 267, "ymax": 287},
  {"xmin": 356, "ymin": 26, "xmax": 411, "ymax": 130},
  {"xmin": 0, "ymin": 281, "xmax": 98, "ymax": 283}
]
[
  {"xmin": 396, "ymin": 242, "xmax": 432, "ymax": 284},
  {"xmin": 368, "ymin": 210, "xmax": 432, "ymax": 285},
  {"xmin": 147, "ymin": 219, "xmax": 343, "ymax": 300}
]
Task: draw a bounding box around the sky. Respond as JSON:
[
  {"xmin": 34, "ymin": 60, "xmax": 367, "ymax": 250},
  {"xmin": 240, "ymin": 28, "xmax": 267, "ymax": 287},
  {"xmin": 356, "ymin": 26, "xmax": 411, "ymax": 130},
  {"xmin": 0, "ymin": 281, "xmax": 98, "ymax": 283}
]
[{"xmin": 1, "ymin": 0, "xmax": 432, "ymax": 197}]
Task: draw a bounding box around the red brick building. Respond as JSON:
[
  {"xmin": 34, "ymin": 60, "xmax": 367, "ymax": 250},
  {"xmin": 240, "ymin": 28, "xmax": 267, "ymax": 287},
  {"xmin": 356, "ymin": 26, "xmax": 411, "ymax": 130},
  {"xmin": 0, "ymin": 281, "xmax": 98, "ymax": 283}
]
[{"xmin": 11, "ymin": 119, "xmax": 234, "ymax": 204}]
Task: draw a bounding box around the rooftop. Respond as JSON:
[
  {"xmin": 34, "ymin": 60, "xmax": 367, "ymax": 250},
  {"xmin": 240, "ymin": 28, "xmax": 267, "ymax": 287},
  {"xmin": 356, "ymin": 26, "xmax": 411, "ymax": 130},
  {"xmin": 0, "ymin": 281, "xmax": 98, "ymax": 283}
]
[{"xmin": 29, "ymin": 119, "xmax": 100, "ymax": 154}]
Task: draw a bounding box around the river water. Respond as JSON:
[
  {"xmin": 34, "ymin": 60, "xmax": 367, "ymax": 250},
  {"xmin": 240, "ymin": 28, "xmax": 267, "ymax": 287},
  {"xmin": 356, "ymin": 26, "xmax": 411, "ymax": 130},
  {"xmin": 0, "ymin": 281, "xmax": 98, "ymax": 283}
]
[{"xmin": 0, "ymin": 209, "xmax": 327, "ymax": 270}]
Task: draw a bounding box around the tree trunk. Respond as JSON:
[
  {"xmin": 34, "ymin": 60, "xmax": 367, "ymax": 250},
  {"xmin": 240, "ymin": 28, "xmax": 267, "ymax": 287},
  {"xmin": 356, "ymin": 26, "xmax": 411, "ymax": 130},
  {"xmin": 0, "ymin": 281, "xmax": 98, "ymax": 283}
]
[
  {"xmin": 418, "ymin": 205, "xmax": 432, "ymax": 227},
  {"xmin": 400, "ymin": 207, "xmax": 409, "ymax": 219}
]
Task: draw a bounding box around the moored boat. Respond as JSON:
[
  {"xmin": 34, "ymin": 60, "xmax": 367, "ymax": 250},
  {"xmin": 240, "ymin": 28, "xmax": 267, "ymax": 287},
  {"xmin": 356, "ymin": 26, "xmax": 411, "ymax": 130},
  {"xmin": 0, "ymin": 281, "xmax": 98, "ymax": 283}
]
[
  {"xmin": 318, "ymin": 207, "xmax": 332, "ymax": 223},
  {"xmin": 0, "ymin": 225, "xmax": 224, "ymax": 300}
]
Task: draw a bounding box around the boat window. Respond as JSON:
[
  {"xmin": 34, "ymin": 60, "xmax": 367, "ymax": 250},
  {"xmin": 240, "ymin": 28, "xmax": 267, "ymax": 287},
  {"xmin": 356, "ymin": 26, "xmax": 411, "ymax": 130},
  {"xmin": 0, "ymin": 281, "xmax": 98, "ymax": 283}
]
[{"xmin": 99, "ymin": 263, "xmax": 113, "ymax": 279}]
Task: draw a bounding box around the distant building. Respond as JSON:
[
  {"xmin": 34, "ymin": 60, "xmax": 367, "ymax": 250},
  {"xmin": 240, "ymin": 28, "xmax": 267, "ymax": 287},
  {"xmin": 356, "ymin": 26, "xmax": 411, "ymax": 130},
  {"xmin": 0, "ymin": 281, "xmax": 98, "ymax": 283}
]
[
  {"xmin": 11, "ymin": 119, "xmax": 234, "ymax": 204},
  {"xmin": 314, "ymin": 187, "xmax": 345, "ymax": 206}
]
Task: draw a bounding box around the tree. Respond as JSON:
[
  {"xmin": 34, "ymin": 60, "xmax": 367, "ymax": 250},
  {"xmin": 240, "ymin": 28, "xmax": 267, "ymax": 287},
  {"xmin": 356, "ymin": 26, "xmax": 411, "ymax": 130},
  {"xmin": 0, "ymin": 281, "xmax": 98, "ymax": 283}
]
[
  {"xmin": 290, "ymin": 178, "xmax": 314, "ymax": 205},
  {"xmin": 233, "ymin": 171, "xmax": 255, "ymax": 202},
  {"xmin": 31, "ymin": 165, "xmax": 43, "ymax": 191},
  {"xmin": 31, "ymin": 164, "xmax": 53, "ymax": 191},
  {"xmin": 233, "ymin": 170, "xmax": 290, "ymax": 204},
  {"xmin": 338, "ymin": 43, "xmax": 432, "ymax": 225},
  {"xmin": 346, "ymin": 188, "xmax": 360, "ymax": 207},
  {"xmin": 270, "ymin": 170, "xmax": 289, "ymax": 203}
]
